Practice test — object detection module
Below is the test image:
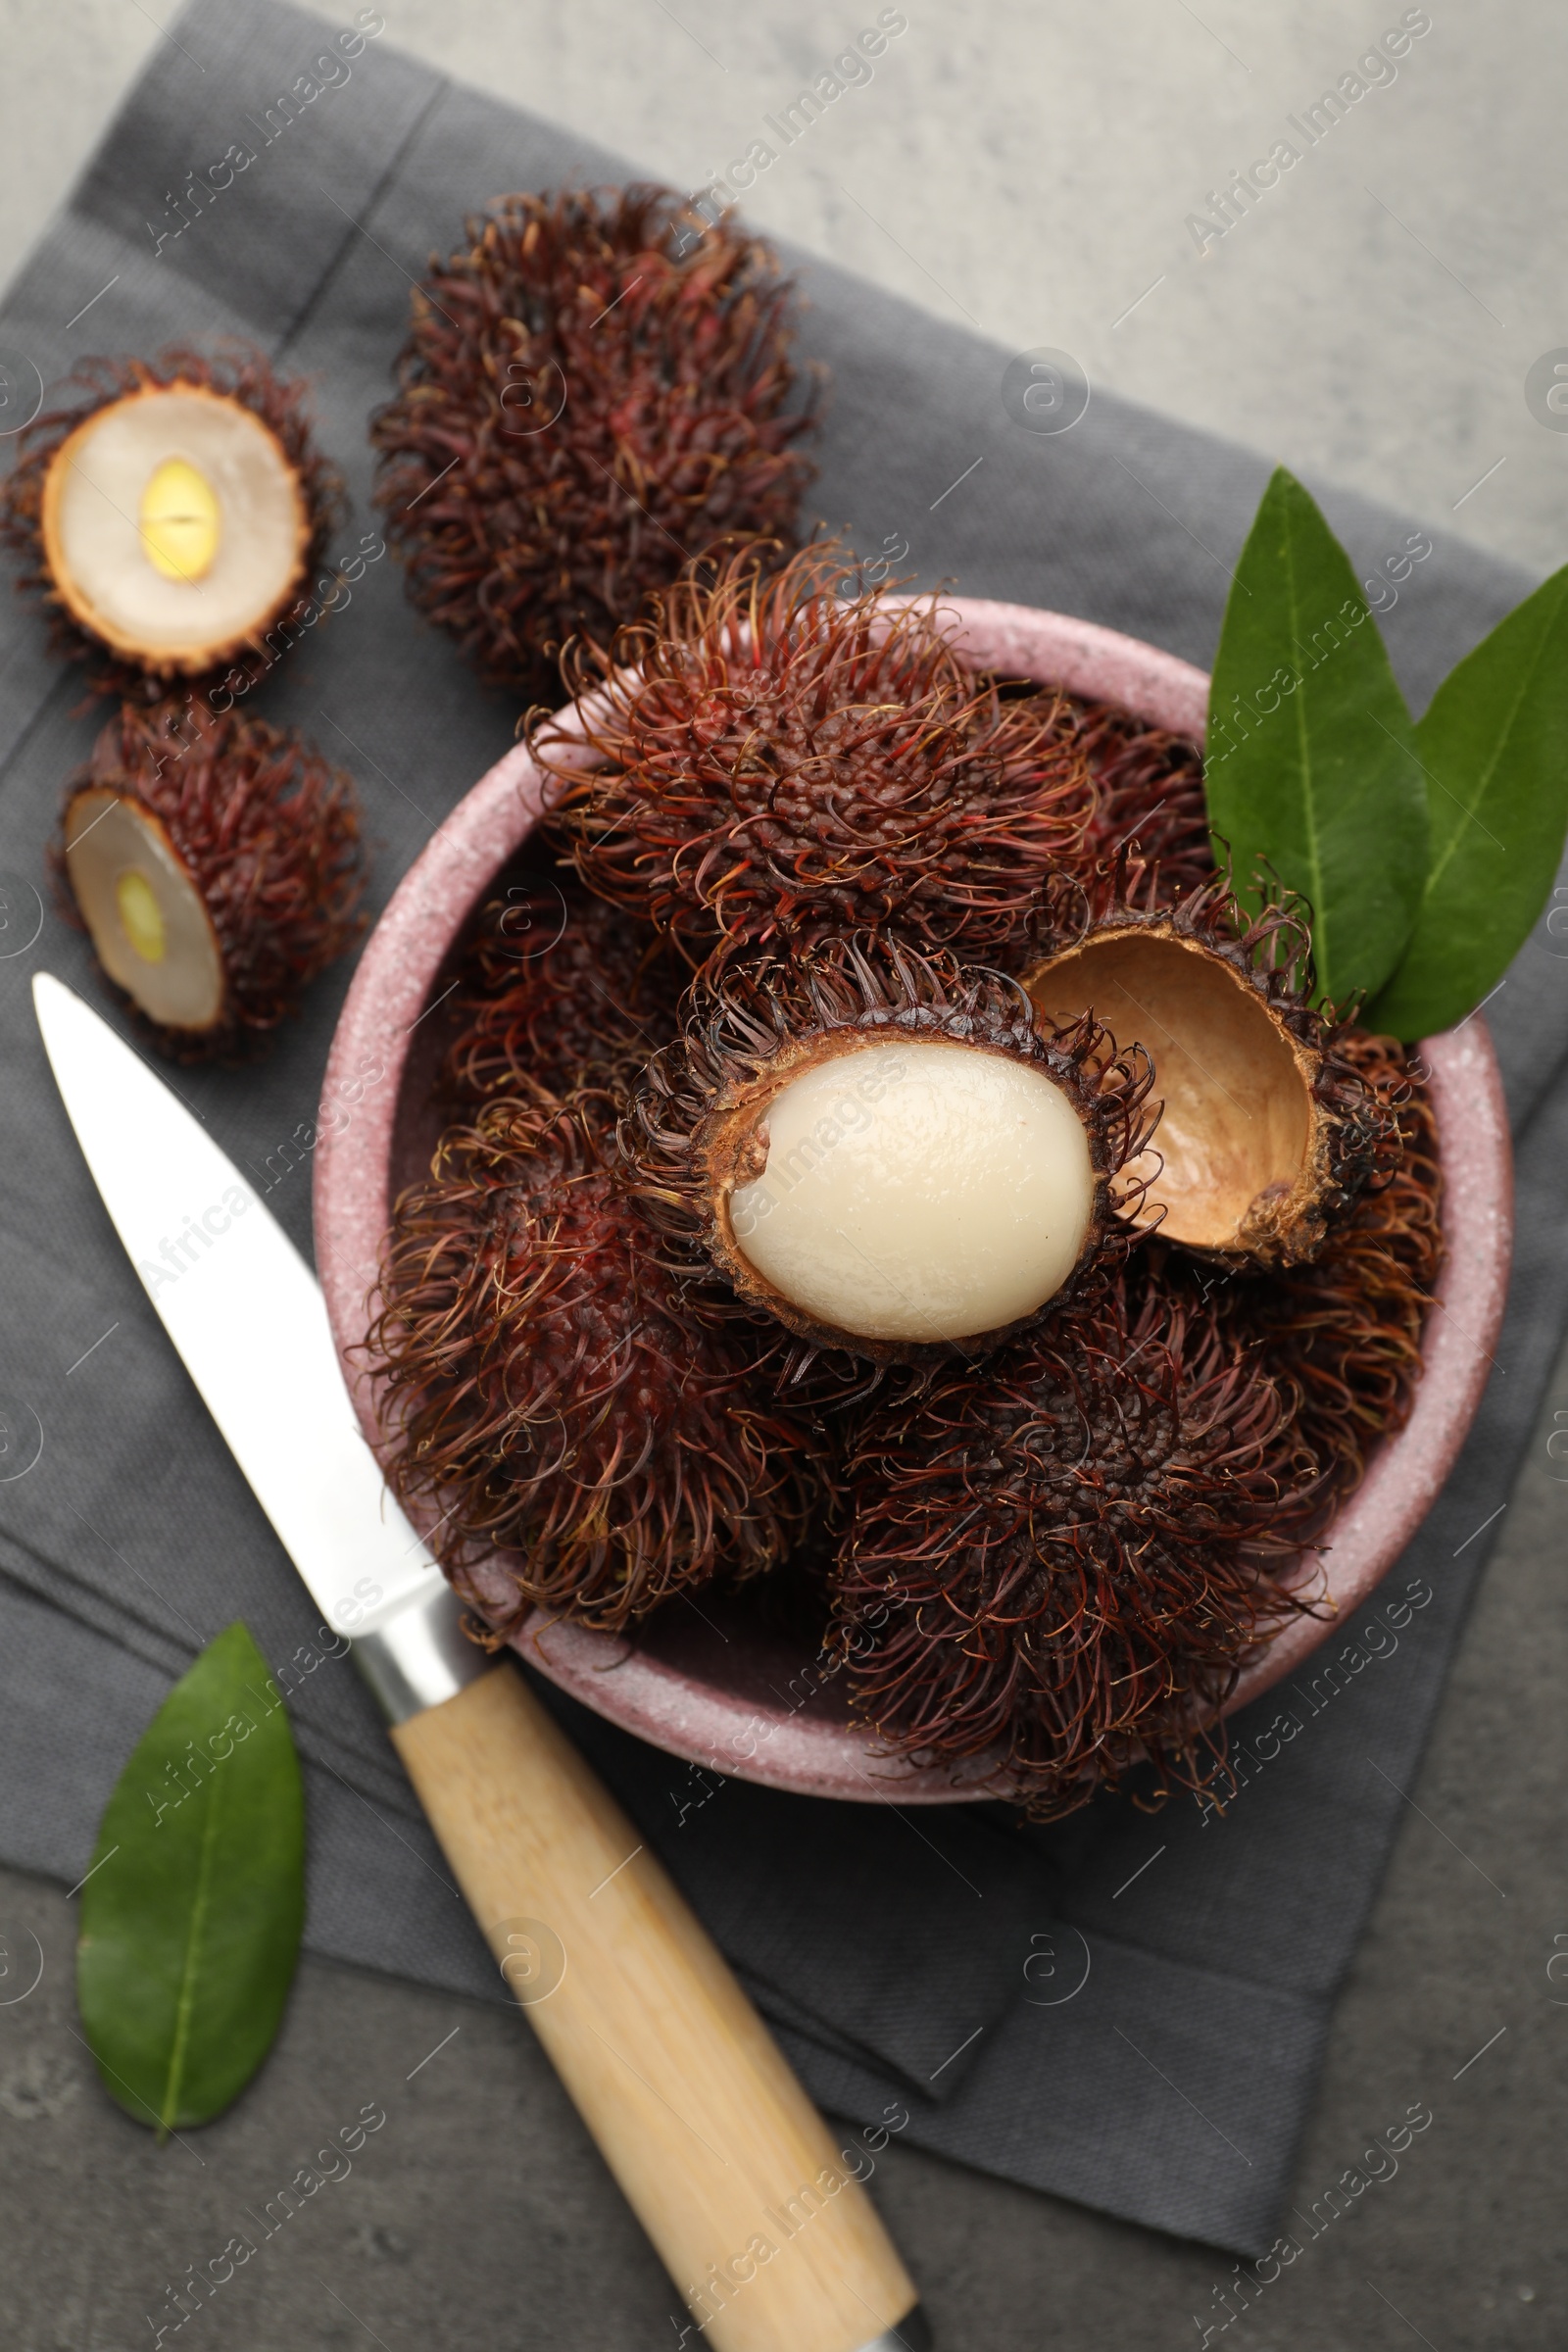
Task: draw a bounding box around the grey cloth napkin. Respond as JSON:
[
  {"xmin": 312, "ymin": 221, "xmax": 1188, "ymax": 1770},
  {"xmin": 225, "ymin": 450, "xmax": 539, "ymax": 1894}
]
[{"xmin": 0, "ymin": 0, "xmax": 1562, "ymax": 2260}]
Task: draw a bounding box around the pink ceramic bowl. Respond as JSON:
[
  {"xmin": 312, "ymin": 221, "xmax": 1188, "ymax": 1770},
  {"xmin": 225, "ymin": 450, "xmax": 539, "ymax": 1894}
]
[{"xmin": 315, "ymin": 599, "xmax": 1514, "ymax": 1803}]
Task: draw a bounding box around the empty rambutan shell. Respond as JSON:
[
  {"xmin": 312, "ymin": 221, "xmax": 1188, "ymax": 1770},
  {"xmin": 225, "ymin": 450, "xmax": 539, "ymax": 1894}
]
[
  {"xmin": 441, "ymin": 875, "xmax": 682, "ymax": 1107},
  {"xmin": 369, "ymin": 184, "xmax": 817, "ymax": 699},
  {"xmin": 540, "ymin": 542, "xmax": 1097, "ymax": 961},
  {"xmin": 369, "ymin": 1090, "xmax": 821, "ymax": 1633},
  {"xmin": 624, "ymin": 934, "xmax": 1157, "ymax": 1367},
  {"xmin": 59, "ymin": 699, "xmax": 366, "ymax": 1058},
  {"xmin": 1020, "ymin": 871, "xmax": 1395, "ymax": 1265},
  {"xmin": 0, "ymin": 347, "xmax": 342, "ymax": 695},
  {"xmin": 831, "ymin": 1261, "xmax": 1324, "ymax": 1816}
]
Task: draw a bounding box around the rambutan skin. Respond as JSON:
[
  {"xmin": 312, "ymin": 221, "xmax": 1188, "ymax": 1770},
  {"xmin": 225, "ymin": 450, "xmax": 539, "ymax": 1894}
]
[
  {"xmin": 1021, "ymin": 865, "xmax": 1401, "ymax": 1265},
  {"xmin": 621, "ymin": 932, "xmax": 1159, "ymax": 1371},
  {"xmin": 369, "ymin": 1091, "xmax": 822, "ymax": 1634},
  {"xmin": 369, "ymin": 186, "xmax": 817, "ymax": 699},
  {"xmin": 0, "ymin": 344, "xmax": 344, "ymax": 699},
  {"xmin": 540, "ymin": 544, "xmax": 1097, "ymax": 963},
  {"xmin": 441, "ymin": 876, "xmax": 683, "ymax": 1107},
  {"xmin": 1227, "ymin": 1030, "xmax": 1444, "ymax": 1501},
  {"xmin": 1069, "ymin": 693, "xmax": 1213, "ymax": 903},
  {"xmin": 830, "ymin": 1261, "xmax": 1323, "ymax": 1818},
  {"xmin": 58, "ymin": 698, "xmax": 366, "ymax": 1061}
]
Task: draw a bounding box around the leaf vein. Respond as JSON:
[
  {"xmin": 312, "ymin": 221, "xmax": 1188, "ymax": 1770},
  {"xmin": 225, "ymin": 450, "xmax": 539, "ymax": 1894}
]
[{"xmin": 160, "ymin": 1723, "xmax": 227, "ymax": 2135}]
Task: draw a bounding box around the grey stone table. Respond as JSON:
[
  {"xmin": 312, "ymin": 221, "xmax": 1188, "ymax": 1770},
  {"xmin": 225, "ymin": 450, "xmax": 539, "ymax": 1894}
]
[{"xmin": 0, "ymin": 5, "xmax": 1565, "ymax": 2348}]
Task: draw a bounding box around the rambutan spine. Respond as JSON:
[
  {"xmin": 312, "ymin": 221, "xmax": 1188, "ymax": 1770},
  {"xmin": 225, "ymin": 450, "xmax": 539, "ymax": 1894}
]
[
  {"xmin": 370, "ymin": 185, "xmax": 818, "ymax": 699},
  {"xmin": 440, "ymin": 874, "xmax": 682, "ymax": 1107},
  {"xmin": 1229, "ymin": 1027, "xmax": 1444, "ymax": 1501},
  {"xmin": 539, "ymin": 542, "xmax": 1098, "ymax": 962},
  {"xmin": 57, "ymin": 697, "xmax": 365, "ymax": 1060},
  {"xmin": 831, "ymin": 1262, "xmax": 1325, "ymax": 1817},
  {"xmin": 369, "ymin": 1088, "xmax": 823, "ymax": 1634}
]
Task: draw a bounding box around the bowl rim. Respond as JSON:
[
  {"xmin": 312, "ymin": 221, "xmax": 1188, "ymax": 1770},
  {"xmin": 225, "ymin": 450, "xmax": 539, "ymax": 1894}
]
[{"xmin": 315, "ymin": 594, "xmax": 1514, "ymax": 1804}]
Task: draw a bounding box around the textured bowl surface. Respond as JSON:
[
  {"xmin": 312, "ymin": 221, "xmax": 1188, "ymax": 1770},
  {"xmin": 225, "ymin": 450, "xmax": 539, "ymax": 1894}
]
[{"xmin": 315, "ymin": 598, "xmax": 1514, "ymax": 1803}]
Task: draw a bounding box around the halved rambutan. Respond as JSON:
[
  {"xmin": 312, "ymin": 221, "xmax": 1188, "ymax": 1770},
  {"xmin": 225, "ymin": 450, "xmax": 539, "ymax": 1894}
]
[
  {"xmin": 369, "ymin": 1090, "xmax": 821, "ymax": 1634},
  {"xmin": 540, "ymin": 543, "xmax": 1097, "ymax": 961},
  {"xmin": 369, "ymin": 185, "xmax": 817, "ymax": 699},
  {"xmin": 623, "ymin": 933, "xmax": 1157, "ymax": 1368},
  {"xmin": 0, "ymin": 345, "xmax": 343, "ymax": 698},
  {"xmin": 57, "ymin": 698, "xmax": 365, "ymax": 1059},
  {"xmin": 1020, "ymin": 869, "xmax": 1396, "ymax": 1265},
  {"xmin": 1231, "ymin": 1029, "xmax": 1444, "ymax": 1499},
  {"xmin": 830, "ymin": 1261, "xmax": 1323, "ymax": 1816},
  {"xmin": 441, "ymin": 875, "xmax": 683, "ymax": 1106}
]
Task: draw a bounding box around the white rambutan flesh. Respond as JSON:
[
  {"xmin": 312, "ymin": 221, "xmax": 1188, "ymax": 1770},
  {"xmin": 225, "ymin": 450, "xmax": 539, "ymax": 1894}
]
[
  {"xmin": 64, "ymin": 787, "xmax": 225, "ymax": 1031},
  {"xmin": 726, "ymin": 1038, "xmax": 1096, "ymax": 1344},
  {"xmin": 41, "ymin": 385, "xmax": 308, "ymax": 667}
]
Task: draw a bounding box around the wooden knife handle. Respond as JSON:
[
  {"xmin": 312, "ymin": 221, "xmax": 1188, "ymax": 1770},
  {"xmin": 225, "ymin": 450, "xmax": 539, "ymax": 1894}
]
[{"xmin": 391, "ymin": 1662, "xmax": 919, "ymax": 2352}]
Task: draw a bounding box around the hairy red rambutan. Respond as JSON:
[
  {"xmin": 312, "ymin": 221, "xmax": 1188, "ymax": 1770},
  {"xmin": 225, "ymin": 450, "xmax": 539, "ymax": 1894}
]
[
  {"xmin": 369, "ymin": 185, "xmax": 817, "ymax": 699},
  {"xmin": 440, "ymin": 874, "xmax": 683, "ymax": 1106},
  {"xmin": 57, "ymin": 698, "xmax": 365, "ymax": 1059},
  {"xmin": 1068, "ymin": 692, "xmax": 1213, "ymax": 900},
  {"xmin": 369, "ymin": 1090, "xmax": 821, "ymax": 1634},
  {"xmin": 830, "ymin": 1260, "xmax": 1323, "ymax": 1816},
  {"xmin": 540, "ymin": 543, "xmax": 1097, "ymax": 961},
  {"xmin": 1021, "ymin": 866, "xmax": 1396, "ymax": 1264},
  {"xmin": 0, "ymin": 345, "xmax": 344, "ymax": 698},
  {"xmin": 1228, "ymin": 1029, "xmax": 1444, "ymax": 1501},
  {"xmin": 622, "ymin": 932, "xmax": 1157, "ymax": 1370}
]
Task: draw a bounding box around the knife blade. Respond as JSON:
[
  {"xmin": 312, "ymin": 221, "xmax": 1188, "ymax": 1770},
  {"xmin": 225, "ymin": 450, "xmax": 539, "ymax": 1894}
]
[
  {"xmin": 33, "ymin": 971, "xmax": 440, "ymax": 1630},
  {"xmin": 34, "ymin": 972, "xmax": 926, "ymax": 2352}
]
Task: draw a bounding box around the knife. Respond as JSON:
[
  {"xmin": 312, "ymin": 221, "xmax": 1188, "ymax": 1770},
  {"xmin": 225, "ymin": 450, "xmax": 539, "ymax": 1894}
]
[{"xmin": 33, "ymin": 971, "xmax": 927, "ymax": 2352}]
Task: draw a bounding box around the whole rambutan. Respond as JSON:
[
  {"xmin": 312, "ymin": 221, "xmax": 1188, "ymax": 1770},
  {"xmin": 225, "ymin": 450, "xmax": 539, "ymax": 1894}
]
[
  {"xmin": 1069, "ymin": 692, "xmax": 1213, "ymax": 900},
  {"xmin": 441, "ymin": 875, "xmax": 683, "ymax": 1106},
  {"xmin": 58, "ymin": 698, "xmax": 365, "ymax": 1059},
  {"xmin": 1021, "ymin": 867, "xmax": 1396, "ymax": 1265},
  {"xmin": 0, "ymin": 345, "xmax": 343, "ymax": 699},
  {"xmin": 1230, "ymin": 1029, "xmax": 1444, "ymax": 1500},
  {"xmin": 623, "ymin": 932, "xmax": 1157, "ymax": 1369},
  {"xmin": 369, "ymin": 185, "xmax": 817, "ymax": 699},
  {"xmin": 369, "ymin": 1089, "xmax": 821, "ymax": 1634},
  {"xmin": 830, "ymin": 1261, "xmax": 1323, "ymax": 1816},
  {"xmin": 540, "ymin": 543, "xmax": 1097, "ymax": 962}
]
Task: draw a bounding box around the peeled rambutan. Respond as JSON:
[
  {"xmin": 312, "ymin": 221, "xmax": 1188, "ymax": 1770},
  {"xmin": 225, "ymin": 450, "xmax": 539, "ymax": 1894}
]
[
  {"xmin": 623, "ymin": 932, "xmax": 1157, "ymax": 1369},
  {"xmin": 1020, "ymin": 867, "xmax": 1396, "ymax": 1265},
  {"xmin": 1229, "ymin": 1029, "xmax": 1444, "ymax": 1500},
  {"xmin": 368, "ymin": 185, "xmax": 817, "ymax": 699},
  {"xmin": 540, "ymin": 542, "xmax": 1097, "ymax": 962},
  {"xmin": 369, "ymin": 1089, "xmax": 821, "ymax": 1634},
  {"xmin": 57, "ymin": 698, "xmax": 365, "ymax": 1059},
  {"xmin": 441, "ymin": 874, "xmax": 683, "ymax": 1106},
  {"xmin": 830, "ymin": 1260, "xmax": 1323, "ymax": 1816},
  {"xmin": 0, "ymin": 345, "xmax": 343, "ymax": 698}
]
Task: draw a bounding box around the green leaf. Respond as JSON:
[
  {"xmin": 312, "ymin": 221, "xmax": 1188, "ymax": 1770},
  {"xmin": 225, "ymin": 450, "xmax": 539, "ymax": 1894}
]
[
  {"xmin": 1366, "ymin": 564, "xmax": 1568, "ymax": 1039},
  {"xmin": 77, "ymin": 1622, "xmax": 304, "ymax": 2135},
  {"xmin": 1205, "ymin": 466, "xmax": 1429, "ymax": 1005}
]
